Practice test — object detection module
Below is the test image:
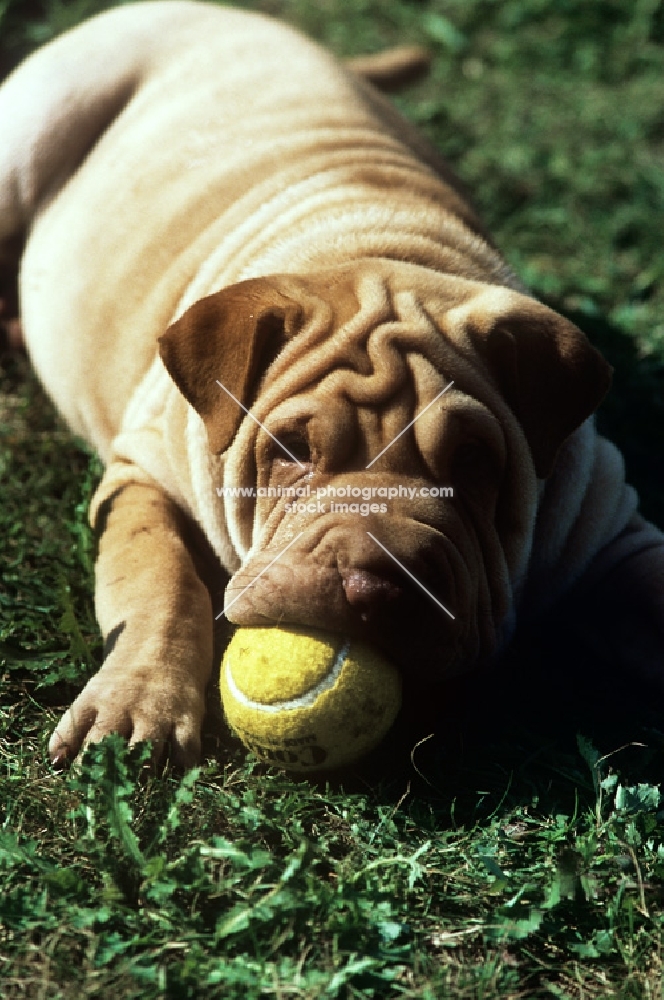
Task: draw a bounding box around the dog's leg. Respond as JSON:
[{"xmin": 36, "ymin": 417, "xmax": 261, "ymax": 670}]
[
  {"xmin": 48, "ymin": 479, "xmax": 214, "ymax": 768},
  {"xmin": 0, "ymin": 39, "xmax": 139, "ymax": 251}
]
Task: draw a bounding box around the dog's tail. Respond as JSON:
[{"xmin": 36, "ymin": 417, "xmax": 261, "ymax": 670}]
[{"xmin": 345, "ymin": 46, "xmax": 431, "ymax": 92}]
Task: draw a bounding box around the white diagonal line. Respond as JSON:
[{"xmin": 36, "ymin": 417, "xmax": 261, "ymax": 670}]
[
  {"xmin": 216, "ymin": 379, "xmax": 306, "ymax": 469},
  {"xmin": 217, "ymin": 532, "xmax": 304, "ymax": 620},
  {"xmin": 365, "ymin": 381, "xmax": 454, "ymax": 469},
  {"xmin": 366, "ymin": 531, "xmax": 455, "ymax": 620}
]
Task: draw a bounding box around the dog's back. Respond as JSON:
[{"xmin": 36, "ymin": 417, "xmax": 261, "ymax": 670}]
[{"xmin": 0, "ymin": 1, "xmax": 513, "ymax": 455}]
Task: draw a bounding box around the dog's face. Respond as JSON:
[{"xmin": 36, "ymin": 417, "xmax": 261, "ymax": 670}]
[{"xmin": 160, "ymin": 260, "xmax": 611, "ymax": 693}]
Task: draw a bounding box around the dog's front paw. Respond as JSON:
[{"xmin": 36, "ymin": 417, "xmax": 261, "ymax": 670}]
[{"xmin": 48, "ymin": 660, "xmax": 205, "ymax": 770}]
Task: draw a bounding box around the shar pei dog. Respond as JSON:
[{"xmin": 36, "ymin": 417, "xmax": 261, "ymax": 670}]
[{"xmin": 1, "ymin": 1, "xmax": 663, "ymax": 768}]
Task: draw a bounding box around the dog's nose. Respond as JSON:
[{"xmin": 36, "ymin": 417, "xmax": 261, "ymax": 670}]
[{"xmin": 341, "ymin": 569, "xmax": 402, "ymax": 619}]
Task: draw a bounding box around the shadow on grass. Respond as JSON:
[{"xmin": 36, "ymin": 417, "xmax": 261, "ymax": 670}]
[{"xmin": 322, "ymin": 627, "xmax": 664, "ymax": 832}]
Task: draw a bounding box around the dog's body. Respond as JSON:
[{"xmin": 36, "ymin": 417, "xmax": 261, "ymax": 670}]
[{"xmin": 1, "ymin": 1, "xmax": 662, "ymax": 766}]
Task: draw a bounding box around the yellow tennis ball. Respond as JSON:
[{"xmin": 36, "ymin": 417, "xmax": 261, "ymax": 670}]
[{"xmin": 220, "ymin": 626, "xmax": 402, "ymax": 771}]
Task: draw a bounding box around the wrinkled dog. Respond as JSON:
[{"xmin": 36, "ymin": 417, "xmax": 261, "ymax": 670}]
[{"xmin": 1, "ymin": 1, "xmax": 662, "ymax": 766}]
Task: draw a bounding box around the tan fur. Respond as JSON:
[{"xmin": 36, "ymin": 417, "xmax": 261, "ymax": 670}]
[
  {"xmin": 345, "ymin": 46, "xmax": 432, "ymax": 91},
  {"xmin": 1, "ymin": 1, "xmax": 661, "ymax": 765}
]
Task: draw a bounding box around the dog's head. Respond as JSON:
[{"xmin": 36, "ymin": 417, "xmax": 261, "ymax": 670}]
[{"xmin": 159, "ymin": 260, "xmax": 610, "ymax": 694}]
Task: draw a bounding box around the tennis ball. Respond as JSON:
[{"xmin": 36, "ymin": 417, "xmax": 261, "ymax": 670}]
[{"xmin": 220, "ymin": 626, "xmax": 402, "ymax": 771}]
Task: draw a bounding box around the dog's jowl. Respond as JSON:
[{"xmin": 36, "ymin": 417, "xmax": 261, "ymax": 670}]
[{"xmin": 1, "ymin": 1, "xmax": 662, "ymax": 767}]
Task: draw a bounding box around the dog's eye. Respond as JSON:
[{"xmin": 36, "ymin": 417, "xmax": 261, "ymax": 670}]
[
  {"xmin": 451, "ymin": 440, "xmax": 500, "ymax": 495},
  {"xmin": 273, "ymin": 432, "xmax": 311, "ymax": 465}
]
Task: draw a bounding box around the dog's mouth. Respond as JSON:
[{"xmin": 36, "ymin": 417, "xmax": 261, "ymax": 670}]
[{"xmin": 221, "ymin": 513, "xmax": 500, "ymax": 684}]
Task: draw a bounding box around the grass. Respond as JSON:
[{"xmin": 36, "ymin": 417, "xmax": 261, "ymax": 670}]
[
  {"xmin": 3, "ymin": 731, "xmax": 664, "ymax": 997},
  {"xmin": 2, "ymin": 0, "xmax": 664, "ymax": 996}
]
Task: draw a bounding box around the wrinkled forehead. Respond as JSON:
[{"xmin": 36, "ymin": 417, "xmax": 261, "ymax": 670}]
[
  {"xmin": 160, "ymin": 257, "xmax": 607, "ymax": 492},
  {"xmin": 255, "ymin": 267, "xmax": 512, "ymax": 420}
]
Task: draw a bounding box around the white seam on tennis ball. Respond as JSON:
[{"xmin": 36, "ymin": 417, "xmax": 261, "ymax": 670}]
[{"xmin": 225, "ymin": 639, "xmax": 351, "ymax": 713}]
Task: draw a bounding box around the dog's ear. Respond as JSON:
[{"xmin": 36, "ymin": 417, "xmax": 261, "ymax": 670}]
[
  {"xmin": 159, "ymin": 278, "xmax": 305, "ymax": 454},
  {"xmin": 462, "ymin": 290, "xmax": 612, "ymax": 477}
]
